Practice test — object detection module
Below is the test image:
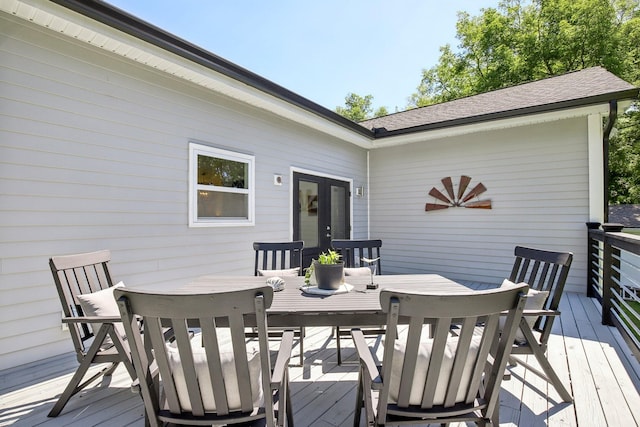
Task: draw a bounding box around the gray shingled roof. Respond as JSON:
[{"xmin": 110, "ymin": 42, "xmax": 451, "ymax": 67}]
[
  {"xmin": 609, "ymin": 205, "xmax": 640, "ymax": 228},
  {"xmin": 360, "ymin": 67, "xmax": 638, "ymax": 136}
]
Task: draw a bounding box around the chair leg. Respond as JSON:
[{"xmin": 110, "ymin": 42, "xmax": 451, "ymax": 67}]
[
  {"xmin": 528, "ymin": 348, "xmax": 572, "ymax": 402},
  {"xmin": 362, "ymin": 370, "xmax": 376, "ymax": 426},
  {"xmin": 48, "ymin": 359, "xmax": 115, "ymax": 417},
  {"xmin": 518, "ymin": 326, "xmax": 572, "ymax": 402},
  {"xmin": 48, "ymin": 326, "xmax": 127, "ymax": 417},
  {"xmin": 336, "ymin": 326, "xmax": 342, "ymax": 365},
  {"xmin": 353, "ymin": 368, "xmax": 364, "ymax": 427},
  {"xmin": 286, "ymin": 371, "xmax": 294, "ymax": 426},
  {"xmin": 299, "ymin": 327, "xmax": 304, "ymax": 366}
]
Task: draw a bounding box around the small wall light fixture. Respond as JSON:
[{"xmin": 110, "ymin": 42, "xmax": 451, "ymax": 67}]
[
  {"xmin": 355, "ymin": 186, "xmax": 364, "ymax": 197},
  {"xmin": 273, "ymin": 174, "xmax": 283, "ymax": 186}
]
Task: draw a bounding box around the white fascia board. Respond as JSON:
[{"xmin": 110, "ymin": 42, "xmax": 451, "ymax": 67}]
[
  {"xmin": 370, "ymin": 104, "xmax": 611, "ymax": 148},
  {"xmin": 2, "ymin": 0, "xmax": 374, "ymax": 148}
]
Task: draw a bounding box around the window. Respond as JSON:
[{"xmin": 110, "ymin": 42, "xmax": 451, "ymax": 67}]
[{"xmin": 189, "ymin": 143, "xmax": 254, "ymax": 227}]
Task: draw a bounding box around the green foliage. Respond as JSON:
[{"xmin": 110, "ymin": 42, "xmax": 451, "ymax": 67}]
[
  {"xmin": 336, "ymin": 93, "xmax": 388, "ymax": 121},
  {"xmin": 317, "ymin": 250, "xmax": 341, "ymax": 265},
  {"xmin": 411, "ymin": 0, "xmax": 632, "ymax": 106},
  {"xmin": 610, "ymin": 108, "xmax": 640, "ymax": 204},
  {"xmin": 409, "ymin": 0, "xmax": 640, "ymax": 203},
  {"xmin": 197, "ymin": 155, "xmax": 247, "ymax": 188},
  {"xmin": 374, "ymin": 106, "xmax": 389, "ymax": 118}
]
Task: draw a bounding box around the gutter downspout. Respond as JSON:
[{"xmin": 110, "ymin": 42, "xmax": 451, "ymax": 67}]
[
  {"xmin": 367, "ymin": 151, "xmax": 371, "ymax": 238},
  {"xmin": 603, "ymin": 100, "xmax": 618, "ymax": 223}
]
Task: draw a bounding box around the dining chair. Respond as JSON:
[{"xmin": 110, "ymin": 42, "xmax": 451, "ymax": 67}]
[
  {"xmin": 331, "ymin": 239, "xmax": 382, "ymax": 275},
  {"xmin": 253, "ymin": 241, "xmax": 305, "ymax": 365},
  {"xmin": 114, "ymin": 285, "xmax": 294, "ymax": 427},
  {"xmin": 506, "ymin": 245, "xmax": 574, "ymax": 402},
  {"xmin": 47, "ymin": 250, "xmax": 136, "ymax": 417},
  {"xmin": 331, "ymin": 239, "xmax": 383, "ymax": 364},
  {"xmin": 352, "ymin": 282, "xmax": 528, "ymax": 426}
]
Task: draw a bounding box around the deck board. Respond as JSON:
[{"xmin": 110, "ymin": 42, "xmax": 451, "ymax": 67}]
[{"xmin": 1, "ymin": 292, "xmax": 639, "ymax": 427}]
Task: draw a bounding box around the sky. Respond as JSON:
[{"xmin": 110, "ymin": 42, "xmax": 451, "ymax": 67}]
[{"xmin": 105, "ymin": 1, "xmax": 501, "ymax": 113}]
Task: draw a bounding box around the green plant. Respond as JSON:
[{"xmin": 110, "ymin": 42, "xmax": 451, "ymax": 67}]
[
  {"xmin": 304, "ymin": 250, "xmax": 342, "ymax": 285},
  {"xmin": 318, "ymin": 249, "xmax": 341, "ymax": 265}
]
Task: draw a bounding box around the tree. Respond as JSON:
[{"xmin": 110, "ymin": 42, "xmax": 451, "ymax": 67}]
[
  {"xmin": 610, "ymin": 106, "xmax": 640, "ymax": 204},
  {"xmin": 410, "ymin": 0, "xmax": 640, "ymax": 204},
  {"xmin": 411, "ymin": 0, "xmax": 629, "ymax": 106},
  {"xmin": 335, "ymin": 93, "xmax": 388, "ymax": 121}
]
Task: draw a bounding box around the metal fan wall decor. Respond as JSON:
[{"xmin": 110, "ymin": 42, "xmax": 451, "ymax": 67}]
[{"xmin": 425, "ymin": 175, "xmax": 492, "ymax": 211}]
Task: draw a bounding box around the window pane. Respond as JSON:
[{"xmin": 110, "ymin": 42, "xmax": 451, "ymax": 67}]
[
  {"xmin": 197, "ymin": 155, "xmax": 248, "ymax": 189},
  {"xmin": 299, "ymin": 181, "xmax": 319, "ymax": 247},
  {"xmin": 189, "ymin": 142, "xmax": 254, "ymax": 227},
  {"xmin": 197, "ymin": 190, "xmax": 248, "ymax": 219},
  {"xmin": 331, "ymin": 185, "xmax": 348, "ymax": 239}
]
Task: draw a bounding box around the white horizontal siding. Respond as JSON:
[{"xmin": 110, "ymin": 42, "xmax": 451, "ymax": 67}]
[
  {"xmin": 370, "ymin": 118, "xmax": 589, "ymax": 293},
  {"xmin": 0, "ymin": 13, "xmax": 368, "ymax": 370}
]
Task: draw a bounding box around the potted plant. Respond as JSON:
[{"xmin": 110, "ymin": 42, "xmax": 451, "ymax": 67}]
[{"xmin": 305, "ymin": 250, "xmax": 344, "ymax": 290}]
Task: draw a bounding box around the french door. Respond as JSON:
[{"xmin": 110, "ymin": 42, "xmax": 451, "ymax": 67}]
[{"xmin": 293, "ymin": 172, "xmax": 350, "ymax": 268}]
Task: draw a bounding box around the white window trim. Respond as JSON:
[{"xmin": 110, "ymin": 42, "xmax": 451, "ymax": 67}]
[{"xmin": 189, "ymin": 142, "xmax": 255, "ymax": 227}]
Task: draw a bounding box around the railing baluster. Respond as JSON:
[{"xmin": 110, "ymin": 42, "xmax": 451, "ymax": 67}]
[
  {"xmin": 603, "ymin": 233, "xmax": 615, "ymax": 325},
  {"xmin": 587, "ymin": 223, "xmax": 640, "ymax": 361}
]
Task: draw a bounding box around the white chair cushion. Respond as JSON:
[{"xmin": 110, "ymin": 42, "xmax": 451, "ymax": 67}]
[
  {"xmin": 257, "ymin": 267, "xmax": 300, "ymax": 277},
  {"xmin": 388, "ymin": 336, "xmax": 480, "ymax": 406},
  {"xmin": 344, "ymin": 267, "xmax": 372, "ymax": 276},
  {"xmin": 76, "ymin": 282, "xmax": 126, "ymax": 344},
  {"xmin": 166, "ymin": 333, "xmax": 263, "ymax": 412},
  {"xmin": 500, "ymin": 279, "xmax": 549, "ymax": 343}
]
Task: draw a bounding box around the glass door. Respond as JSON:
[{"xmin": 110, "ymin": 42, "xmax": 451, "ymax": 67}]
[{"xmin": 293, "ymin": 172, "xmax": 350, "ymax": 268}]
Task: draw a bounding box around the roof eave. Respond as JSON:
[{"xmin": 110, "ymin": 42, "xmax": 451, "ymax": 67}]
[
  {"xmin": 368, "ymin": 89, "xmax": 639, "ymax": 139},
  {"xmin": 49, "ymin": 0, "xmax": 375, "ymax": 140}
]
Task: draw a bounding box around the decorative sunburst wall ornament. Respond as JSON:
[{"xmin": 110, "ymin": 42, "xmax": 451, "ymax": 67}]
[{"xmin": 425, "ymin": 175, "xmax": 492, "ymax": 211}]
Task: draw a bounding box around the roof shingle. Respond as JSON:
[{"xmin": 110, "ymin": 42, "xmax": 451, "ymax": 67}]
[{"xmin": 360, "ymin": 67, "xmax": 638, "ymax": 135}]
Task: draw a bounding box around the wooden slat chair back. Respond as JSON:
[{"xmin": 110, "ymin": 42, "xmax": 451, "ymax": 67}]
[
  {"xmin": 352, "ymin": 283, "xmax": 528, "ymax": 426},
  {"xmin": 508, "ymin": 245, "xmax": 574, "ymax": 402},
  {"xmin": 48, "ymin": 250, "xmax": 136, "ymax": 417},
  {"xmin": 253, "ymin": 241, "xmax": 304, "ymax": 276},
  {"xmin": 331, "ymin": 239, "xmax": 382, "ymax": 273},
  {"xmin": 331, "ymin": 239, "xmax": 383, "ymax": 364},
  {"xmin": 253, "ymin": 241, "xmax": 305, "ymax": 366},
  {"xmin": 114, "ymin": 286, "xmax": 294, "ymax": 427}
]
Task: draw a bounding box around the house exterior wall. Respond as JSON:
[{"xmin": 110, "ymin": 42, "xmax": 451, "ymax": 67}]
[
  {"xmin": 0, "ymin": 14, "xmax": 368, "ymax": 370},
  {"xmin": 369, "ymin": 118, "xmax": 589, "ymax": 294}
]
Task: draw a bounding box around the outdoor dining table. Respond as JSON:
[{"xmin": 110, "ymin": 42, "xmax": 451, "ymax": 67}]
[{"xmin": 182, "ymin": 274, "xmax": 478, "ymax": 328}]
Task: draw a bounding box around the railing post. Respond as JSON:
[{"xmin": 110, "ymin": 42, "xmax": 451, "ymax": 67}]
[{"xmin": 586, "ymin": 222, "xmax": 600, "ymax": 298}]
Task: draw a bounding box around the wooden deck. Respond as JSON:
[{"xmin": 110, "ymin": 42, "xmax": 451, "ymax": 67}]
[{"xmin": 1, "ymin": 292, "xmax": 639, "ymax": 426}]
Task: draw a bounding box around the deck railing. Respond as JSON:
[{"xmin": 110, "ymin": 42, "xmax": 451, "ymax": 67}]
[{"xmin": 587, "ymin": 223, "xmax": 640, "ymax": 361}]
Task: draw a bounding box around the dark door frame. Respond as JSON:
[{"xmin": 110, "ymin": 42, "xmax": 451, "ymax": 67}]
[{"xmin": 290, "ymin": 168, "xmax": 353, "ymax": 267}]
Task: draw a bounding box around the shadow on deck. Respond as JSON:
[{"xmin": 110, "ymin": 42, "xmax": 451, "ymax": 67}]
[{"xmin": 1, "ymin": 293, "xmax": 639, "ymax": 426}]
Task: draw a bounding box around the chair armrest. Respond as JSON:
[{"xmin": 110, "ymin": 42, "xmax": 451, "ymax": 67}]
[
  {"xmin": 500, "ymin": 309, "xmax": 560, "ymax": 318},
  {"xmin": 62, "ymin": 315, "xmax": 121, "ymax": 323},
  {"xmin": 521, "ymin": 309, "xmax": 560, "ymax": 317},
  {"xmin": 351, "ymin": 329, "xmax": 381, "ymax": 385},
  {"xmin": 271, "ymin": 330, "xmax": 294, "ymax": 389}
]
